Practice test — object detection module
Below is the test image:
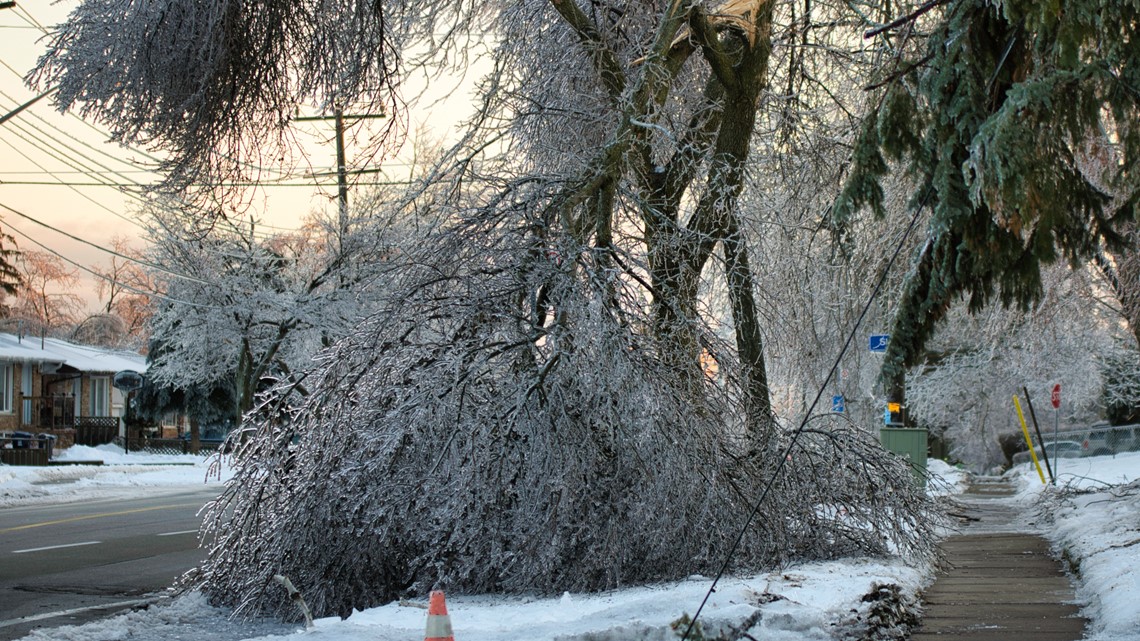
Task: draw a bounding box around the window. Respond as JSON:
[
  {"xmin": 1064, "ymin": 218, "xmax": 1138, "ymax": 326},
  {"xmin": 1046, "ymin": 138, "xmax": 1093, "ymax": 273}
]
[
  {"xmin": 91, "ymin": 376, "xmax": 110, "ymax": 417},
  {"xmin": 0, "ymin": 363, "xmax": 11, "ymax": 413}
]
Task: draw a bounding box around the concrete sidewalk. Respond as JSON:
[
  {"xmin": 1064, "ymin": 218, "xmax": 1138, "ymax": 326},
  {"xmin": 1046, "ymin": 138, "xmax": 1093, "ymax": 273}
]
[{"xmin": 910, "ymin": 478, "xmax": 1086, "ymax": 641}]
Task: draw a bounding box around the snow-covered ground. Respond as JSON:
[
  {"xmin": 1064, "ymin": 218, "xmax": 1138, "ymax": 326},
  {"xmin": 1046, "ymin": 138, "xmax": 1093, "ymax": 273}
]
[
  {"xmin": 1006, "ymin": 450, "xmax": 1140, "ymax": 641},
  {"xmin": 0, "ymin": 443, "xmax": 232, "ymax": 507},
  {"xmin": 2, "ymin": 451, "xmax": 1136, "ymax": 641}
]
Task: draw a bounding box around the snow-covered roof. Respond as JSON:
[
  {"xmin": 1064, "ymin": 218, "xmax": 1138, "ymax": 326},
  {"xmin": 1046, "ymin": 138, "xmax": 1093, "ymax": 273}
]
[{"xmin": 0, "ymin": 333, "xmax": 146, "ymax": 374}]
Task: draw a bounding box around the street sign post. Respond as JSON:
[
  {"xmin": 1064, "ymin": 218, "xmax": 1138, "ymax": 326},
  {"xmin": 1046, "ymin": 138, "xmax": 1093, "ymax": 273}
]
[{"xmin": 1051, "ymin": 383, "xmax": 1061, "ymax": 479}]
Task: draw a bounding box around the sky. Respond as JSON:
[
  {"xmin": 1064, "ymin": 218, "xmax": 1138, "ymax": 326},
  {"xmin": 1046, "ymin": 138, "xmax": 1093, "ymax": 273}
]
[
  {"xmin": 0, "ymin": 1, "xmax": 478, "ymax": 312},
  {"xmin": 4, "ymin": 449, "xmax": 1139, "ymax": 641}
]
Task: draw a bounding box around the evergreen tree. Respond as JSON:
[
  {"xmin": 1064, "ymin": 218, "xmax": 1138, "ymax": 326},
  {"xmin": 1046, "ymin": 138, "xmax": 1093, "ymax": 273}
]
[
  {"xmin": 0, "ymin": 223, "xmax": 20, "ymax": 301},
  {"xmin": 833, "ymin": 0, "xmax": 1140, "ymax": 404}
]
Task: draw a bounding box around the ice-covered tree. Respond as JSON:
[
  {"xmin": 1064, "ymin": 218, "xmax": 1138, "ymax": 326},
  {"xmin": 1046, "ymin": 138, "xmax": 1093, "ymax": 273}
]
[
  {"xmin": 0, "ymin": 223, "xmax": 20, "ymax": 305},
  {"xmin": 905, "ymin": 264, "xmax": 1128, "ymax": 470},
  {"xmin": 90, "ymin": 236, "xmax": 154, "ymax": 348},
  {"xmin": 141, "ymin": 203, "xmax": 387, "ymax": 423},
  {"xmin": 191, "ymin": 176, "xmax": 940, "ymax": 618},
  {"xmin": 36, "ymin": 0, "xmax": 944, "ymax": 619},
  {"xmin": 12, "ymin": 250, "xmax": 84, "ymax": 337}
]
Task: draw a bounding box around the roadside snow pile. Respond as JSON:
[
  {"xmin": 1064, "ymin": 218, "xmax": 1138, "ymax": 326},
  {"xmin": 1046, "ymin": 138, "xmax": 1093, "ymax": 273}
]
[
  {"xmin": 16, "ymin": 559, "xmax": 928, "ymax": 641},
  {"xmin": 1008, "ymin": 450, "xmax": 1140, "ymax": 641},
  {"xmin": 56, "ymin": 443, "xmax": 208, "ymax": 465},
  {"xmin": 16, "ymin": 592, "xmax": 295, "ymax": 641},
  {"xmin": 0, "ymin": 444, "xmax": 231, "ymax": 507},
  {"xmin": 926, "ymin": 459, "xmax": 968, "ymax": 496}
]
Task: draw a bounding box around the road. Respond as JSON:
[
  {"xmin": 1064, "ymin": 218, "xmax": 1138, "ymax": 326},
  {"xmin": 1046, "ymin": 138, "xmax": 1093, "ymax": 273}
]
[{"xmin": 0, "ymin": 487, "xmax": 220, "ymax": 640}]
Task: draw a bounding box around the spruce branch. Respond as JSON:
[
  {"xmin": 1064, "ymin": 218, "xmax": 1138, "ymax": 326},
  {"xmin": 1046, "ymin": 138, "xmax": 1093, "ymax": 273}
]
[{"xmin": 864, "ymin": 0, "xmax": 952, "ymax": 40}]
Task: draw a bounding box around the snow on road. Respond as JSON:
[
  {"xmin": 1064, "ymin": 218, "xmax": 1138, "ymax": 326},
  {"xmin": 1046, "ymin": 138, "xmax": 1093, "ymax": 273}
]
[{"xmin": 3, "ymin": 450, "xmax": 1138, "ymax": 641}]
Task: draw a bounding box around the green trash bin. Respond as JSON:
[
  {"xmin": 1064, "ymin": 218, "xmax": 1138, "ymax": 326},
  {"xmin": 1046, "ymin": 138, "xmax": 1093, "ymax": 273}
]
[{"xmin": 880, "ymin": 427, "xmax": 928, "ymax": 487}]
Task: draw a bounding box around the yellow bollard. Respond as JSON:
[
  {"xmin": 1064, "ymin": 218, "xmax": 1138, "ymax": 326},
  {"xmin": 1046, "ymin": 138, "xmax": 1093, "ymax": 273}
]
[{"xmin": 1013, "ymin": 395, "xmax": 1047, "ymax": 484}]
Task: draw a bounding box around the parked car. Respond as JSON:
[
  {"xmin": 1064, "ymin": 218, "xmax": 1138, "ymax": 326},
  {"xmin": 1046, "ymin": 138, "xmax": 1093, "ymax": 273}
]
[
  {"xmin": 1076, "ymin": 424, "xmax": 1140, "ymax": 457},
  {"xmin": 1012, "ymin": 440, "xmax": 1084, "ymax": 466},
  {"xmin": 179, "ymin": 425, "xmax": 233, "ymax": 452}
]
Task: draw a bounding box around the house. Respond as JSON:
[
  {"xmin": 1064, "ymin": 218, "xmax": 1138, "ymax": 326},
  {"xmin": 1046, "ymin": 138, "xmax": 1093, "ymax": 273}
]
[{"xmin": 0, "ymin": 332, "xmax": 147, "ymax": 449}]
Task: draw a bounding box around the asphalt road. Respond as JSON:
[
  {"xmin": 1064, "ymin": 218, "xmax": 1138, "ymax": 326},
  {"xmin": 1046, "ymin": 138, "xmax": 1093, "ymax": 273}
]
[{"xmin": 0, "ymin": 486, "xmax": 220, "ymax": 640}]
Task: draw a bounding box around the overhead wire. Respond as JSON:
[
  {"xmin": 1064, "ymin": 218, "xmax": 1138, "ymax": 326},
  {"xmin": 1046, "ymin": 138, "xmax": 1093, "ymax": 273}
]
[
  {"xmin": 0, "ymin": 92, "xmax": 312, "ymax": 246},
  {"xmin": 0, "ymin": 61, "xmax": 315, "ymax": 242},
  {"xmin": 0, "ymin": 199, "xmax": 210, "ymax": 284},
  {"xmin": 0, "ymin": 110, "xmax": 144, "ymax": 228},
  {"xmin": 0, "ymin": 100, "xmax": 303, "ymax": 272},
  {"xmin": 2, "ymin": 219, "xmax": 228, "ymax": 310},
  {"xmin": 12, "ymin": 4, "xmax": 48, "ymax": 33},
  {"xmin": 2, "ymin": 3, "xmax": 415, "ymax": 250}
]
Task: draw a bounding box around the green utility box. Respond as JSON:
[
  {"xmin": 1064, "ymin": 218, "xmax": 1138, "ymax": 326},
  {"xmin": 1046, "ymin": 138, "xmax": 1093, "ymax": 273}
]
[{"xmin": 880, "ymin": 428, "xmax": 928, "ymax": 487}]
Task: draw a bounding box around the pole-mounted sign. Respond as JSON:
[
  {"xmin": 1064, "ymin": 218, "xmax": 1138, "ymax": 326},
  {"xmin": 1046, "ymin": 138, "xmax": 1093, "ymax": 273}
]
[{"xmin": 1051, "ymin": 383, "xmax": 1061, "ymax": 410}]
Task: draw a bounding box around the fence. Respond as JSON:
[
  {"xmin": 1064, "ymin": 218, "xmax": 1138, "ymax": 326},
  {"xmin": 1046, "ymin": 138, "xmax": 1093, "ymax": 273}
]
[
  {"xmin": 0, "ymin": 432, "xmax": 55, "ymax": 466},
  {"xmin": 75, "ymin": 417, "xmax": 120, "ymax": 446},
  {"xmin": 114, "ymin": 435, "xmax": 224, "ymax": 455}
]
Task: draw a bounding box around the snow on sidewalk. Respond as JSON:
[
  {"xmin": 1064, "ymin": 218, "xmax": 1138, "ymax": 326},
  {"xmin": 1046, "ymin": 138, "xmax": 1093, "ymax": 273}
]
[{"xmin": 1007, "ymin": 450, "xmax": 1140, "ymax": 641}]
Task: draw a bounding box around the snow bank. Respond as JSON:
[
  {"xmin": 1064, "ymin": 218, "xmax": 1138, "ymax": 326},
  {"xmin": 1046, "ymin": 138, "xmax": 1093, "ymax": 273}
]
[
  {"xmin": 0, "ymin": 444, "xmax": 231, "ymax": 507},
  {"xmin": 1006, "ymin": 450, "xmax": 1140, "ymax": 641},
  {"xmin": 16, "ymin": 559, "xmax": 927, "ymax": 641},
  {"xmin": 926, "ymin": 459, "xmax": 969, "ymax": 496},
  {"xmin": 16, "ymin": 592, "xmax": 294, "ymax": 641}
]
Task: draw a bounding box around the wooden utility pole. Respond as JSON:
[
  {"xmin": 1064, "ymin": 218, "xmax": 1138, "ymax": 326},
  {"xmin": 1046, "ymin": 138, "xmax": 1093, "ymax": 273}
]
[
  {"xmin": 334, "ymin": 109, "xmax": 348, "ymax": 251},
  {"xmin": 293, "ymin": 111, "xmax": 385, "ymax": 254}
]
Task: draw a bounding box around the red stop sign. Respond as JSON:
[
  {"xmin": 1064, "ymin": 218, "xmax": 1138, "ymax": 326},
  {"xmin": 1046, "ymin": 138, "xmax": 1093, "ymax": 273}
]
[{"xmin": 1051, "ymin": 383, "xmax": 1061, "ymax": 409}]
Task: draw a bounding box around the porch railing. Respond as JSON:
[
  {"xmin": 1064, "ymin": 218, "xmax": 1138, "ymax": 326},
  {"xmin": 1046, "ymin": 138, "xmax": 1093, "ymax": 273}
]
[{"xmin": 22, "ymin": 396, "xmax": 76, "ymax": 429}]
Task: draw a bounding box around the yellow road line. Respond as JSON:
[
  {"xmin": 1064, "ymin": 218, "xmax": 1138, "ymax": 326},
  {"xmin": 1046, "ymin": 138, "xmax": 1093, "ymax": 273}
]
[{"xmin": 0, "ymin": 503, "xmax": 203, "ymax": 533}]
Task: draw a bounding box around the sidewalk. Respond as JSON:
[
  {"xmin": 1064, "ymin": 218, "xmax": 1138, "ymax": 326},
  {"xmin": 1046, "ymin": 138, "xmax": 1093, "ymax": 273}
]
[{"xmin": 911, "ymin": 477, "xmax": 1086, "ymax": 641}]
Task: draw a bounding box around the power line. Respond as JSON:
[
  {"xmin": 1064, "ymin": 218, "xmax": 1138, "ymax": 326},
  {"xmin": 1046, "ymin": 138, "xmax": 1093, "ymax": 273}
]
[
  {"xmin": 0, "ymin": 84, "xmax": 161, "ymax": 173},
  {"xmin": 0, "ymin": 92, "xmax": 312, "ymax": 242},
  {"xmin": 0, "ymin": 179, "xmax": 415, "ymax": 188},
  {"xmin": 3, "ymin": 220, "xmax": 227, "ymax": 311},
  {"xmin": 12, "ymin": 3, "xmax": 48, "ymax": 34},
  {"xmin": 0, "ymin": 115, "xmax": 145, "ymax": 228},
  {"xmin": 0, "ymin": 199, "xmax": 209, "ymax": 284},
  {"xmin": 0, "ymin": 169, "xmax": 160, "ymax": 175}
]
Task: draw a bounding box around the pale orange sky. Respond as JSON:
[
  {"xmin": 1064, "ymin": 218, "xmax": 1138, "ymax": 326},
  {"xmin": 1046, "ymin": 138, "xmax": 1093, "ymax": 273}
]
[{"xmin": 0, "ymin": 1, "xmax": 477, "ymax": 315}]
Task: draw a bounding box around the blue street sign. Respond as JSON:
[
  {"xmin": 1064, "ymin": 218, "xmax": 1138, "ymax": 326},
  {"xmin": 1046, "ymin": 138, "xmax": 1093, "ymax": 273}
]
[
  {"xmin": 869, "ymin": 334, "xmax": 890, "ymax": 352},
  {"xmin": 831, "ymin": 395, "xmax": 845, "ymax": 413}
]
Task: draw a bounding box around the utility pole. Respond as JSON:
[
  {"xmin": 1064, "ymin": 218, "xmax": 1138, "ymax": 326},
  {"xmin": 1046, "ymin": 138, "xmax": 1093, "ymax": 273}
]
[
  {"xmin": 293, "ymin": 111, "xmax": 385, "ymax": 256},
  {"xmin": 0, "ymin": 2, "xmax": 17, "ymax": 10},
  {"xmin": 334, "ymin": 108, "xmax": 348, "ymax": 251}
]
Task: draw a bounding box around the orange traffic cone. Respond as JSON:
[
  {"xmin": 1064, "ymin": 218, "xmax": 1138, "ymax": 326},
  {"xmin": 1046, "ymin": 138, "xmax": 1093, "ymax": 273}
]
[{"xmin": 424, "ymin": 590, "xmax": 455, "ymax": 641}]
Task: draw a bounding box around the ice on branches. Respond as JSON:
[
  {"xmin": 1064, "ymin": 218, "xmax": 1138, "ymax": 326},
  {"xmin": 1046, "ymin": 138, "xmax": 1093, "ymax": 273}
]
[{"xmin": 189, "ymin": 200, "xmax": 942, "ymax": 620}]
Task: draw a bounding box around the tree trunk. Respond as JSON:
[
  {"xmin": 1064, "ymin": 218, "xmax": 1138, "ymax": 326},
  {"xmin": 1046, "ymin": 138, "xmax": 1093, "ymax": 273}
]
[
  {"xmin": 190, "ymin": 416, "xmax": 201, "ymax": 455},
  {"xmin": 1103, "ymin": 225, "xmax": 1140, "ymax": 348}
]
